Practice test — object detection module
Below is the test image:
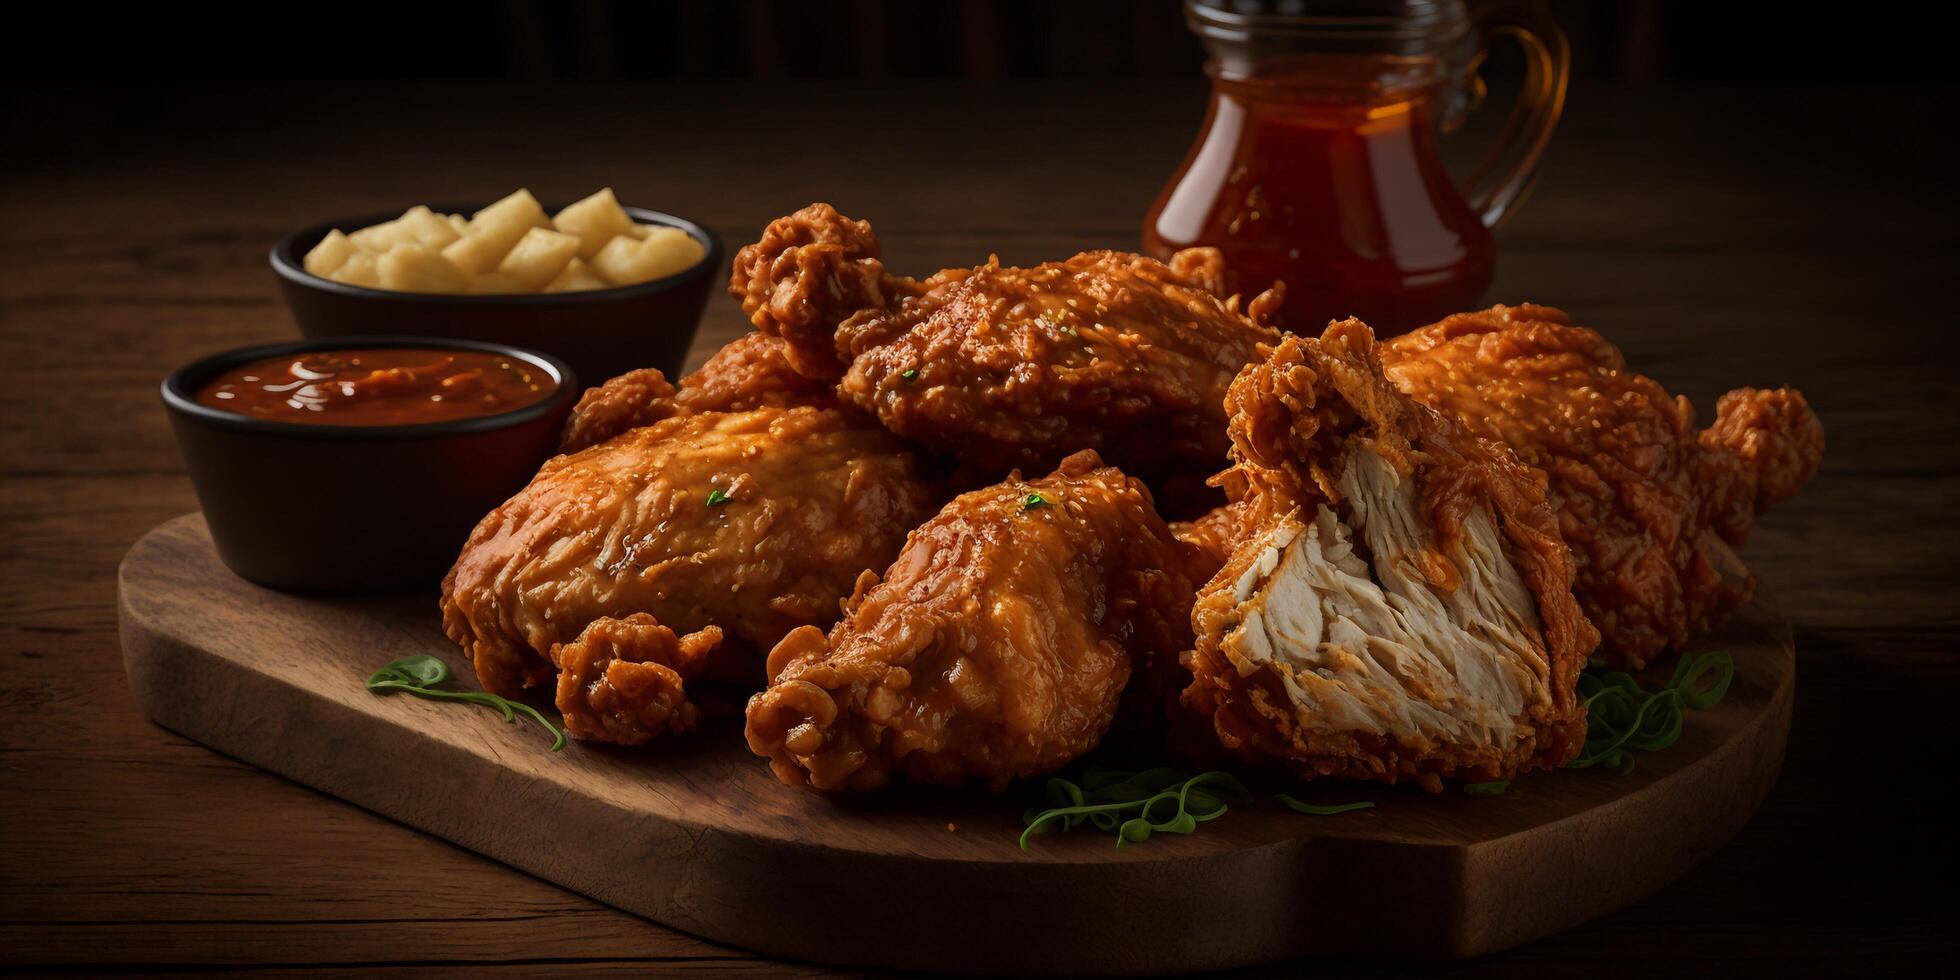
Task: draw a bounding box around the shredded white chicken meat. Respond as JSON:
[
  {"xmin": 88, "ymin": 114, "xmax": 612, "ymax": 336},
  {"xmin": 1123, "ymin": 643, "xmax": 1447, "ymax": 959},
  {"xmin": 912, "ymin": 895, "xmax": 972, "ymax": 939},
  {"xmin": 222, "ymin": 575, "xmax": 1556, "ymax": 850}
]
[{"xmin": 1216, "ymin": 445, "xmax": 1553, "ymax": 748}]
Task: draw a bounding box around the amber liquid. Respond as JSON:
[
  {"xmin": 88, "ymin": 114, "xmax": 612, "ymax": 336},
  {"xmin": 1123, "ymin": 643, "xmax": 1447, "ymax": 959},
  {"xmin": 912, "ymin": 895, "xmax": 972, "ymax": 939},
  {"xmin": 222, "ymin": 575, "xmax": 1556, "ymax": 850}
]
[{"xmin": 1144, "ymin": 62, "xmax": 1493, "ymax": 335}]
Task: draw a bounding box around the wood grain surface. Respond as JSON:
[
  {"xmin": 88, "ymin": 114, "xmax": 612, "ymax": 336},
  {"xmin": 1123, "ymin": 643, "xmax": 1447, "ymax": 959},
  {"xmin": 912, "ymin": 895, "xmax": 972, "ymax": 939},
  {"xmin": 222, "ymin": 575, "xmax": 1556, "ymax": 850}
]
[
  {"xmin": 4, "ymin": 79, "xmax": 1958, "ymax": 975},
  {"xmin": 117, "ymin": 514, "xmax": 1793, "ymax": 974}
]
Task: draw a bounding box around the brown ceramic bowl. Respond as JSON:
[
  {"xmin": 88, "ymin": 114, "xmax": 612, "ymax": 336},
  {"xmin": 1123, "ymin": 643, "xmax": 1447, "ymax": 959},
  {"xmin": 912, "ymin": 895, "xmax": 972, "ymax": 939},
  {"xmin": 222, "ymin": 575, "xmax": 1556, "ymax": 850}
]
[
  {"xmin": 161, "ymin": 336, "xmax": 575, "ymax": 595},
  {"xmin": 270, "ymin": 204, "xmax": 719, "ymax": 387}
]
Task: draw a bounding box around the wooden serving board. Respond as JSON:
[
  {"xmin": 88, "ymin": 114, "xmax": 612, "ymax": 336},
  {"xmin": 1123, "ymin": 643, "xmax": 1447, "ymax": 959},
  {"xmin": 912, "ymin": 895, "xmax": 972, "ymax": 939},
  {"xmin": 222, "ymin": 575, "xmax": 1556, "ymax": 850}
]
[{"xmin": 118, "ymin": 513, "xmax": 1794, "ymax": 975}]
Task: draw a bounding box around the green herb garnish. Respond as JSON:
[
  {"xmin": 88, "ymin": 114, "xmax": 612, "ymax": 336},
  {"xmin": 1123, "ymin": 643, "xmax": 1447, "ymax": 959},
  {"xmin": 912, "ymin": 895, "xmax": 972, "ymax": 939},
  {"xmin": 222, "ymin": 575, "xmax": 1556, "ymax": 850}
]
[
  {"xmin": 1463, "ymin": 780, "xmax": 1510, "ymax": 797},
  {"xmin": 1021, "ymin": 767, "xmax": 1372, "ymax": 850},
  {"xmin": 705, "ymin": 488, "xmax": 732, "ymax": 507},
  {"xmin": 1021, "ymin": 768, "xmax": 1245, "ymax": 850},
  {"xmin": 1566, "ymin": 650, "xmax": 1734, "ymax": 774},
  {"xmin": 1274, "ymin": 794, "xmax": 1375, "ymax": 815},
  {"xmin": 900, "ymin": 368, "xmax": 918, "ymax": 382},
  {"xmin": 366, "ymin": 655, "xmax": 565, "ymax": 751},
  {"xmin": 1020, "ymin": 492, "xmax": 1049, "ymax": 512}
]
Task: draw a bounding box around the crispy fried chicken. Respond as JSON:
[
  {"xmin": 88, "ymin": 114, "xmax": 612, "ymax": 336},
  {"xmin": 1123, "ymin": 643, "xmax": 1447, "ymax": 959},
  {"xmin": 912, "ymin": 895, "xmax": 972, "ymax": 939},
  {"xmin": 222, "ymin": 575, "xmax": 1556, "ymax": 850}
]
[
  {"xmin": 728, "ymin": 203, "xmax": 1282, "ymax": 480},
  {"xmin": 559, "ymin": 332, "xmax": 833, "ymax": 453},
  {"xmin": 1380, "ymin": 304, "xmax": 1824, "ymax": 666},
  {"xmin": 745, "ymin": 451, "xmax": 1200, "ymax": 792},
  {"xmin": 1186, "ymin": 322, "xmax": 1596, "ymax": 790},
  {"xmin": 442, "ymin": 404, "xmax": 937, "ymax": 744}
]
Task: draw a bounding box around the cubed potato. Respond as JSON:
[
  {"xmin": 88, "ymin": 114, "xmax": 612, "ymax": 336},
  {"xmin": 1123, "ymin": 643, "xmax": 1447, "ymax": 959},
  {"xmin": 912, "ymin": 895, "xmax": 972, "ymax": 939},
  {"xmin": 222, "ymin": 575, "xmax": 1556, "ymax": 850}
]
[
  {"xmin": 590, "ymin": 227, "xmax": 705, "ymax": 286},
  {"xmin": 304, "ymin": 229, "xmax": 358, "ymax": 277},
  {"xmin": 542, "ymin": 257, "xmax": 610, "ymax": 293},
  {"xmin": 496, "ymin": 227, "xmax": 582, "ymax": 291},
  {"xmin": 636, "ymin": 227, "xmax": 706, "ymax": 278},
  {"xmin": 588, "ymin": 235, "xmax": 642, "ymax": 285},
  {"xmin": 467, "ymin": 272, "xmax": 528, "ymax": 295},
  {"xmin": 442, "ymin": 189, "xmax": 552, "ymax": 275},
  {"xmin": 442, "ymin": 234, "xmax": 509, "ymax": 277},
  {"xmin": 378, "ymin": 242, "xmax": 471, "ymax": 293},
  {"xmin": 327, "ymin": 250, "xmax": 381, "ymax": 288},
  {"xmin": 393, "ymin": 205, "xmax": 461, "ymax": 250},
  {"xmin": 311, "ymin": 188, "xmax": 670, "ymax": 293},
  {"xmin": 552, "ymin": 188, "xmax": 634, "ymax": 260},
  {"xmin": 348, "ymin": 219, "xmax": 401, "ymax": 253}
]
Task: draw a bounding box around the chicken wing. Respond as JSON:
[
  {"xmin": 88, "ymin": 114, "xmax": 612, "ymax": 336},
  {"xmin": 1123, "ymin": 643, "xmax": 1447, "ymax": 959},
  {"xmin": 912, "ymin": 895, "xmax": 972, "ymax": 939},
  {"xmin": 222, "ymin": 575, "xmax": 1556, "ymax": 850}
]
[
  {"xmin": 729, "ymin": 204, "xmax": 1282, "ymax": 479},
  {"xmin": 1380, "ymin": 304, "xmax": 1824, "ymax": 666},
  {"xmin": 1186, "ymin": 322, "xmax": 1596, "ymax": 790},
  {"xmin": 442, "ymin": 405, "xmax": 938, "ymax": 744},
  {"xmin": 745, "ymin": 450, "xmax": 1200, "ymax": 792}
]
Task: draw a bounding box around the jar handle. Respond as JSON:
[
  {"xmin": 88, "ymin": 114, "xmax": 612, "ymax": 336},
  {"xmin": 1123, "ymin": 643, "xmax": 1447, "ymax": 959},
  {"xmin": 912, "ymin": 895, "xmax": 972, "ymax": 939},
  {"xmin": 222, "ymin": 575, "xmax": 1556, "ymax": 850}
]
[{"xmin": 1459, "ymin": 2, "xmax": 1570, "ymax": 228}]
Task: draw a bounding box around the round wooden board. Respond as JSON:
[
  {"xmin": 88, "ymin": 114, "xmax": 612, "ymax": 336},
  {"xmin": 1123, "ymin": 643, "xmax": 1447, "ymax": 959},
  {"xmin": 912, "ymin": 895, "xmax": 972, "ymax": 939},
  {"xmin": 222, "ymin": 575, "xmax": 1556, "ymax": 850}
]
[{"xmin": 118, "ymin": 513, "xmax": 1793, "ymax": 975}]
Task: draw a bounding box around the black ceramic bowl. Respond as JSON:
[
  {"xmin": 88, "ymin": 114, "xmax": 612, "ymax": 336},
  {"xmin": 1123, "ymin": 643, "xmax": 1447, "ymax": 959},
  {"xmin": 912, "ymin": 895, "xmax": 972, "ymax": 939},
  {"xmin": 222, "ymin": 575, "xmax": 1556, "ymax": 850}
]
[
  {"xmin": 161, "ymin": 337, "xmax": 576, "ymax": 595},
  {"xmin": 271, "ymin": 205, "xmax": 720, "ymax": 388}
]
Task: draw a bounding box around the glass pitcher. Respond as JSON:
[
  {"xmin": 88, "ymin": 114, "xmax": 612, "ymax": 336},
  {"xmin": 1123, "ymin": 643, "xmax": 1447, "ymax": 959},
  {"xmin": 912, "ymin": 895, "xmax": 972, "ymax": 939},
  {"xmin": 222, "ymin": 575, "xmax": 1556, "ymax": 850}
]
[{"xmin": 1143, "ymin": 0, "xmax": 1568, "ymax": 333}]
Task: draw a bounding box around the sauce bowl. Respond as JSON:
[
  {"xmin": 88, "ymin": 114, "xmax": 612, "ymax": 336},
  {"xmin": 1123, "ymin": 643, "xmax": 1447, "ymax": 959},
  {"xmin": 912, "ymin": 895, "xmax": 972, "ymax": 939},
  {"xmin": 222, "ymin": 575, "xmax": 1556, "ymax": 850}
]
[
  {"xmin": 161, "ymin": 337, "xmax": 576, "ymax": 594},
  {"xmin": 270, "ymin": 205, "xmax": 719, "ymax": 388}
]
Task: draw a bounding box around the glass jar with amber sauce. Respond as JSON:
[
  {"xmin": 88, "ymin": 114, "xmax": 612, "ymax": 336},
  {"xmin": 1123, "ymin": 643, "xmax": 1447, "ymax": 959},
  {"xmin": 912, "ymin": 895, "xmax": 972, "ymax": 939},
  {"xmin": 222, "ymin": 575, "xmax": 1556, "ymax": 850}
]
[{"xmin": 1144, "ymin": 0, "xmax": 1568, "ymax": 333}]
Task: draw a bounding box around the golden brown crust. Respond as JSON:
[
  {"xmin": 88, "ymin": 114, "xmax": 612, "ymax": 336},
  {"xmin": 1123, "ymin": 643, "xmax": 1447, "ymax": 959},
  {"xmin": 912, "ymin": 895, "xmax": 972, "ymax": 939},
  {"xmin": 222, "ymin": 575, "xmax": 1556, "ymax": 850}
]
[
  {"xmin": 558, "ymin": 368, "xmax": 681, "ymax": 454},
  {"xmin": 727, "ymin": 205, "xmax": 1283, "ymax": 481},
  {"xmin": 726, "ymin": 203, "xmax": 916, "ymax": 378},
  {"xmin": 551, "ymin": 614, "xmax": 722, "ymax": 744},
  {"xmin": 744, "ymin": 450, "xmax": 1198, "ymax": 792},
  {"xmin": 558, "ymin": 334, "xmax": 837, "ymax": 454},
  {"xmin": 1697, "ymin": 387, "xmax": 1826, "ymax": 537},
  {"xmin": 1380, "ymin": 304, "xmax": 1824, "ymax": 666},
  {"xmin": 834, "ymin": 251, "xmax": 1279, "ymax": 479},
  {"xmin": 441, "ymin": 405, "xmax": 939, "ymax": 742},
  {"xmin": 1186, "ymin": 323, "xmax": 1595, "ymax": 789},
  {"xmin": 674, "ymin": 332, "xmax": 836, "ymax": 415}
]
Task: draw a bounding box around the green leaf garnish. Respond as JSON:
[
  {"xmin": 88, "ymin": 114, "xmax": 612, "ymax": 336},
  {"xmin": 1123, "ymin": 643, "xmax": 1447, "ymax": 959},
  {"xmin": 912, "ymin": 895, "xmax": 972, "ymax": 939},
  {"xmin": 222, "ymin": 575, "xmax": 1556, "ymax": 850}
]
[
  {"xmin": 1020, "ymin": 767, "xmax": 1373, "ymax": 850},
  {"xmin": 705, "ymin": 488, "xmax": 732, "ymax": 507},
  {"xmin": 366, "ymin": 654, "xmax": 565, "ymax": 751},
  {"xmin": 1274, "ymin": 794, "xmax": 1375, "ymax": 815},
  {"xmin": 1021, "ymin": 768, "xmax": 1247, "ymax": 850},
  {"xmin": 900, "ymin": 368, "xmax": 918, "ymax": 382},
  {"xmin": 1463, "ymin": 780, "xmax": 1510, "ymax": 797},
  {"xmin": 1566, "ymin": 650, "xmax": 1734, "ymax": 773},
  {"xmin": 1020, "ymin": 492, "xmax": 1049, "ymax": 512}
]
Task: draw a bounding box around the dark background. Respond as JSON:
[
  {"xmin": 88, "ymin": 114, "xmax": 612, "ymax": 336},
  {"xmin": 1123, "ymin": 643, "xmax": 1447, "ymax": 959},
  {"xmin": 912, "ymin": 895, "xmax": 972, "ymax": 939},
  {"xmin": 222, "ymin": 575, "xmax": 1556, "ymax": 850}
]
[
  {"xmin": 1, "ymin": 0, "xmax": 1946, "ymax": 83},
  {"xmin": 12, "ymin": 0, "xmax": 1954, "ymax": 181}
]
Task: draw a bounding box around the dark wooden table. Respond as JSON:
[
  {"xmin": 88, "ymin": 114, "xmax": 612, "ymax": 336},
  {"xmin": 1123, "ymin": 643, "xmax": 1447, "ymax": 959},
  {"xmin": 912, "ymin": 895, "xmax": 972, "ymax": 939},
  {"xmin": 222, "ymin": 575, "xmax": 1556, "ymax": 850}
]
[{"xmin": 3, "ymin": 80, "xmax": 1955, "ymax": 975}]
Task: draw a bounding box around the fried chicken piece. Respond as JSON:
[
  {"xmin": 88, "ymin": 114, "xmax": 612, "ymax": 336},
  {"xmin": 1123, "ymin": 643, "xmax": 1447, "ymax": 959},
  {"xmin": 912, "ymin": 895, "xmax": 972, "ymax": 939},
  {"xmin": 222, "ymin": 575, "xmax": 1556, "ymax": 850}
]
[
  {"xmin": 838, "ymin": 253, "xmax": 1282, "ymax": 478},
  {"xmin": 558, "ymin": 367, "xmax": 679, "ymax": 454},
  {"xmin": 552, "ymin": 615, "xmax": 722, "ymax": 742},
  {"xmin": 559, "ymin": 333, "xmax": 833, "ymax": 453},
  {"xmin": 1187, "ymin": 323, "xmax": 1596, "ymax": 790},
  {"xmin": 728, "ymin": 204, "xmax": 921, "ymax": 379},
  {"xmin": 442, "ymin": 405, "xmax": 938, "ymax": 744},
  {"xmin": 730, "ymin": 204, "xmax": 1282, "ymax": 479},
  {"xmin": 1380, "ymin": 304, "xmax": 1824, "ymax": 667},
  {"xmin": 673, "ymin": 331, "xmax": 836, "ymax": 413},
  {"xmin": 745, "ymin": 451, "xmax": 1199, "ymax": 792}
]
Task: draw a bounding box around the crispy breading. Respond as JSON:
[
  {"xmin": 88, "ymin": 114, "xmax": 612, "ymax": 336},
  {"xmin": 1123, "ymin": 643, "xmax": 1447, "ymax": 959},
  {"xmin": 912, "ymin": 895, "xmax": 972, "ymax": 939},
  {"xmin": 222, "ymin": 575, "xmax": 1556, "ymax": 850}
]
[
  {"xmin": 558, "ymin": 333, "xmax": 833, "ymax": 453},
  {"xmin": 745, "ymin": 451, "xmax": 1199, "ymax": 792},
  {"xmin": 442, "ymin": 406, "xmax": 937, "ymax": 742},
  {"xmin": 1380, "ymin": 304, "xmax": 1823, "ymax": 666},
  {"xmin": 729, "ymin": 204, "xmax": 1282, "ymax": 480},
  {"xmin": 1187, "ymin": 322, "xmax": 1595, "ymax": 790}
]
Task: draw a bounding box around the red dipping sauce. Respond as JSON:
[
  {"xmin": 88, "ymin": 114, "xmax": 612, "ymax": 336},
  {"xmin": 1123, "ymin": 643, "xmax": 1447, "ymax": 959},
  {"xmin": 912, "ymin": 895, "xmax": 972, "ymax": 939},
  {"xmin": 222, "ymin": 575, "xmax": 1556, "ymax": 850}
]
[{"xmin": 195, "ymin": 348, "xmax": 556, "ymax": 426}]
